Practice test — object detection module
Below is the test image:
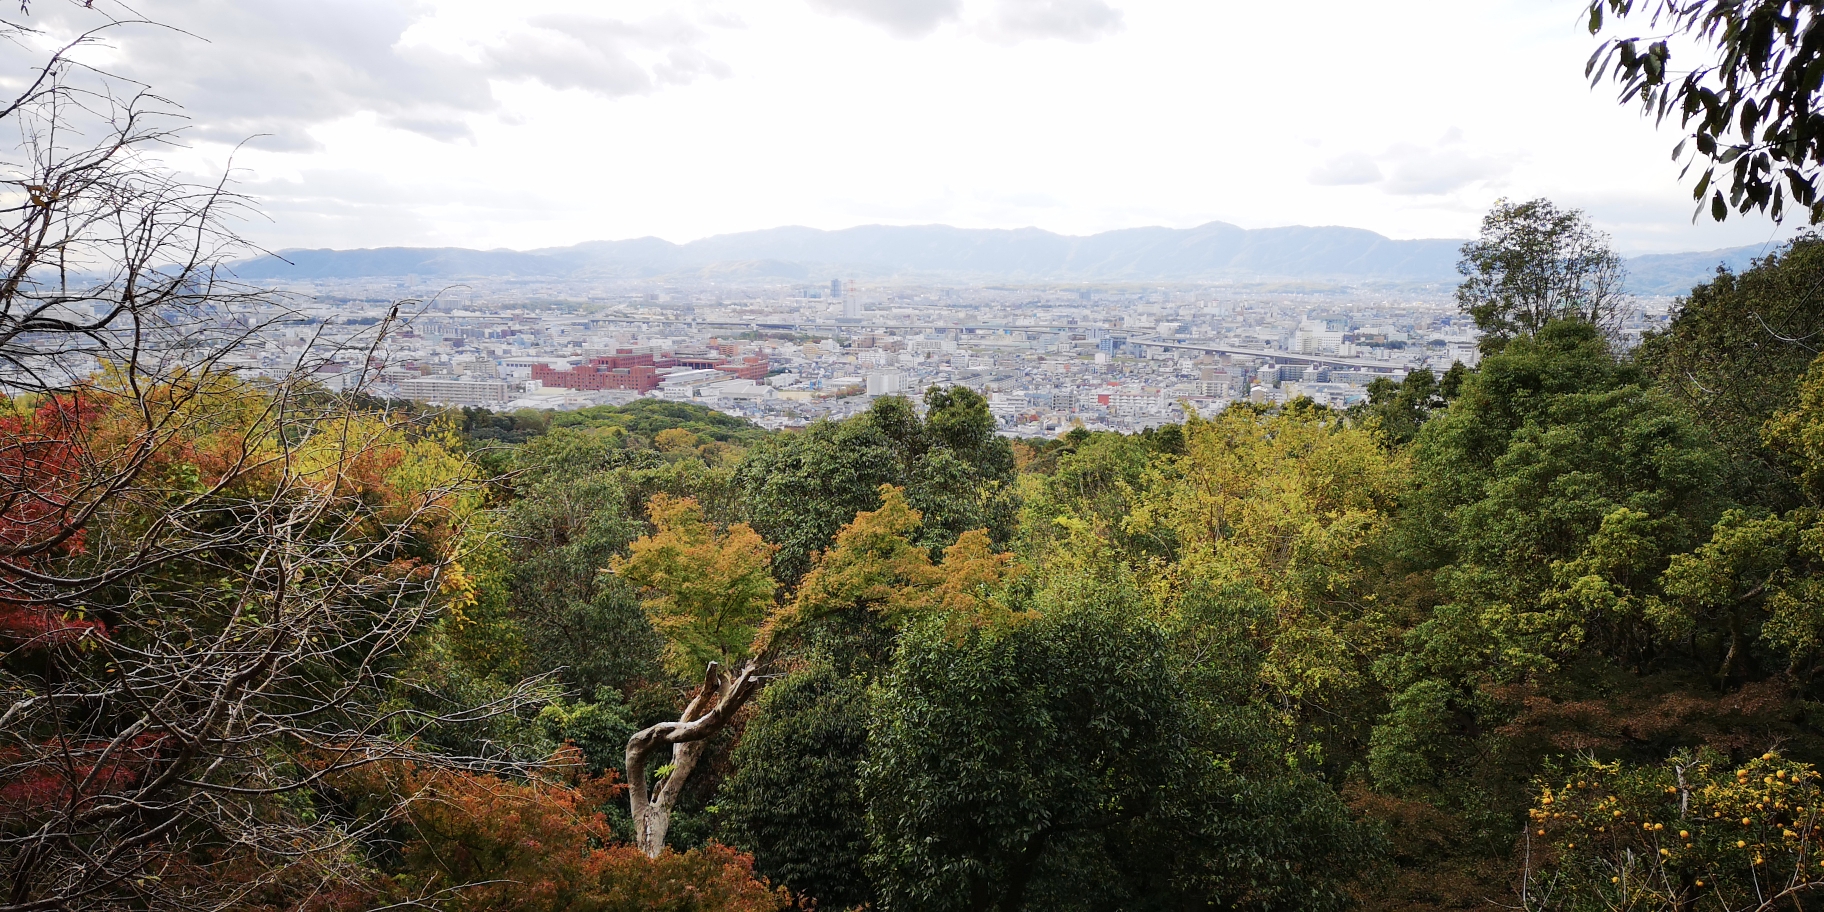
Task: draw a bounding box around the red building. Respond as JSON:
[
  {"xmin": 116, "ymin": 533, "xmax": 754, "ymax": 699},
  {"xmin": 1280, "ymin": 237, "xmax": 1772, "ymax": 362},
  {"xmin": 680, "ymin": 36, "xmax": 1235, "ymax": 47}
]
[
  {"xmin": 715, "ymin": 354, "xmax": 770, "ymax": 381},
  {"xmin": 671, "ymin": 351, "xmax": 769, "ymax": 380},
  {"xmin": 531, "ymin": 352, "xmax": 676, "ymax": 392}
]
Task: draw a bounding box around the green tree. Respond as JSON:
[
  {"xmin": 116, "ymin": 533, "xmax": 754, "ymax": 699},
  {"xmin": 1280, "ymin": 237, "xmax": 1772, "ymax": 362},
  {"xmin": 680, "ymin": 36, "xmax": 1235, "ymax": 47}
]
[
  {"xmin": 736, "ymin": 409, "xmax": 904, "ymax": 585},
  {"xmin": 737, "ymin": 392, "xmax": 1017, "ymax": 586},
  {"xmin": 535, "ymin": 688, "xmax": 640, "ymax": 776},
  {"xmin": 715, "ymin": 661, "xmax": 875, "ymax": 910},
  {"xmin": 862, "ymin": 607, "xmax": 1180, "ymax": 912},
  {"xmin": 1353, "ymin": 368, "xmax": 1445, "ymax": 447},
  {"xmin": 1456, "ymin": 199, "xmax": 1627, "ymax": 350},
  {"xmin": 1637, "ymin": 234, "xmax": 1824, "ymax": 508},
  {"xmin": 1016, "ymin": 430, "xmax": 1166, "ymax": 567},
  {"xmin": 502, "ymin": 432, "xmax": 660, "ymax": 696},
  {"xmin": 549, "ymin": 398, "xmax": 769, "ymax": 446},
  {"xmin": 924, "ymin": 385, "xmax": 1015, "ymax": 477},
  {"xmin": 1588, "ymin": 0, "xmax": 1824, "ymax": 222},
  {"xmin": 1365, "ymin": 320, "xmax": 1734, "ymax": 886},
  {"xmin": 1403, "ymin": 322, "xmax": 1723, "ymax": 681},
  {"xmin": 862, "ymin": 605, "xmax": 1374, "ymax": 912},
  {"xmin": 1646, "ymin": 351, "xmax": 1824, "ymax": 682}
]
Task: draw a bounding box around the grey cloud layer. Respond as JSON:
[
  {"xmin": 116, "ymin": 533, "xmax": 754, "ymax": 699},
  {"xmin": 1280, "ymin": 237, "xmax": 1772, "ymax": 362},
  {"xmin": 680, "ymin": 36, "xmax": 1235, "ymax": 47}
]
[
  {"xmin": 808, "ymin": 0, "xmax": 1123, "ymax": 41},
  {"xmin": 13, "ymin": 1, "xmax": 729, "ymax": 149},
  {"xmin": 494, "ymin": 14, "xmax": 730, "ymax": 95}
]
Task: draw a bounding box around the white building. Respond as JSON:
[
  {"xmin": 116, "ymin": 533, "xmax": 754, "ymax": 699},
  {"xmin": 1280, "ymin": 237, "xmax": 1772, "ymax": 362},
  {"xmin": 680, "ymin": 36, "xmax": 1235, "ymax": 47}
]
[
  {"xmin": 1110, "ymin": 388, "xmax": 1167, "ymax": 417},
  {"xmin": 866, "ymin": 370, "xmax": 904, "ymax": 396},
  {"xmin": 659, "ymin": 368, "xmax": 726, "ymax": 391},
  {"xmin": 500, "ymin": 356, "xmax": 567, "ymax": 379},
  {"xmin": 701, "ymin": 378, "xmax": 777, "ymax": 401},
  {"xmin": 1293, "ymin": 319, "xmax": 1347, "ymax": 355},
  {"xmin": 398, "ymin": 376, "xmax": 511, "ymax": 406}
]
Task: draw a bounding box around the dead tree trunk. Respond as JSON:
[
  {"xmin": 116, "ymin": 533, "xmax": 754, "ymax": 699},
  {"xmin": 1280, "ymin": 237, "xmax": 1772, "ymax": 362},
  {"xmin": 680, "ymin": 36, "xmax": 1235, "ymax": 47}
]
[{"xmin": 625, "ymin": 659, "xmax": 764, "ymax": 857}]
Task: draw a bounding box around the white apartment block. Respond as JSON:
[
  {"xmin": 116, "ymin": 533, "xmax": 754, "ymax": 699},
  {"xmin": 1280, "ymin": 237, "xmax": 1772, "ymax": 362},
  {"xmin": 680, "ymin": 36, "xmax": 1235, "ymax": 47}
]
[{"xmin": 398, "ymin": 376, "xmax": 510, "ymax": 406}]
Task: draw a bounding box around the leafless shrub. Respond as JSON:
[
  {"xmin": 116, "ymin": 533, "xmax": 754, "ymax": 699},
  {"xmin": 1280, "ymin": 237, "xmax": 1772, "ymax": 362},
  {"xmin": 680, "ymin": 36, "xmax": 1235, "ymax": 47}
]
[{"xmin": 0, "ymin": 8, "xmax": 548, "ymax": 911}]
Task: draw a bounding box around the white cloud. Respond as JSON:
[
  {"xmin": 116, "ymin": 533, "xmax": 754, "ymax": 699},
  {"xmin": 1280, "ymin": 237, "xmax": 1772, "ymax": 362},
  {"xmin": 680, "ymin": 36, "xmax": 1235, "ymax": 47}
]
[
  {"xmin": 1380, "ymin": 145, "xmax": 1511, "ymax": 196},
  {"xmin": 1309, "ymin": 152, "xmax": 1383, "ymax": 186},
  {"xmin": 491, "ymin": 14, "xmax": 732, "ymax": 94},
  {"xmin": 979, "ymin": 0, "xmax": 1124, "ymax": 42},
  {"xmin": 805, "ymin": 0, "xmax": 1122, "ymax": 42},
  {"xmin": 805, "ymin": 0, "xmax": 963, "ymax": 37},
  {"xmin": 1305, "ymin": 135, "xmax": 1512, "ymax": 196}
]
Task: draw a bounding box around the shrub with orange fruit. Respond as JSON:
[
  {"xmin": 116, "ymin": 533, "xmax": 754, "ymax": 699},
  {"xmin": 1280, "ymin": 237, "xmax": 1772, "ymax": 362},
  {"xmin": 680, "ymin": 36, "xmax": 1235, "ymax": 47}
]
[{"xmin": 1523, "ymin": 750, "xmax": 1824, "ymax": 911}]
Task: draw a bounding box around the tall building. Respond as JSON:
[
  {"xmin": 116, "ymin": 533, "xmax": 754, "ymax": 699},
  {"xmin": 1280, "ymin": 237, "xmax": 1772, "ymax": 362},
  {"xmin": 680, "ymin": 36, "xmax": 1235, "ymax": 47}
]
[{"xmin": 830, "ymin": 278, "xmax": 843, "ymax": 298}]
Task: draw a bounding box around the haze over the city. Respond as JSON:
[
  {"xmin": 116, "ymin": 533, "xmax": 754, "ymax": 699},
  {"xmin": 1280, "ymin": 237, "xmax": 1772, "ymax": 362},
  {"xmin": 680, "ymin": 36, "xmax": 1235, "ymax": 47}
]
[{"xmin": 5, "ymin": 0, "xmax": 1802, "ymax": 255}]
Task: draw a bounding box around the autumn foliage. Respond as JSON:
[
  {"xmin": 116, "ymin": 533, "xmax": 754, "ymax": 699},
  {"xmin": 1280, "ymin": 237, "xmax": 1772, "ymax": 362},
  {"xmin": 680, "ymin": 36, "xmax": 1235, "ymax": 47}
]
[
  {"xmin": 0, "ymin": 393, "xmax": 102, "ymax": 643},
  {"xmin": 783, "ymin": 484, "xmax": 1026, "ymax": 636},
  {"xmin": 331, "ymin": 755, "xmax": 791, "ymax": 912},
  {"xmin": 612, "ymin": 494, "xmax": 779, "ymax": 677}
]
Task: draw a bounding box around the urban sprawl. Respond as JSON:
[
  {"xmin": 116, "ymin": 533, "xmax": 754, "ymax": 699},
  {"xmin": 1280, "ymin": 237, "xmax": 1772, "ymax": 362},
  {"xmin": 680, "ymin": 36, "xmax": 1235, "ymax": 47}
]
[{"xmin": 226, "ymin": 277, "xmax": 1675, "ymax": 435}]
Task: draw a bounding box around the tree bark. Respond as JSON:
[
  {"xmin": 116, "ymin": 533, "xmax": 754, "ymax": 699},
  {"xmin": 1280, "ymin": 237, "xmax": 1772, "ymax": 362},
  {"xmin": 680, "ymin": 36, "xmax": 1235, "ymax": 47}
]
[{"xmin": 625, "ymin": 658, "xmax": 765, "ymax": 857}]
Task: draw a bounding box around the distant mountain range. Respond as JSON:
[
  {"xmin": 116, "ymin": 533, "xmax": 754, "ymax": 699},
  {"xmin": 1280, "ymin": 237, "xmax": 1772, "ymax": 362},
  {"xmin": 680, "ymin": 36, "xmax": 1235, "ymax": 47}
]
[{"xmin": 229, "ymin": 222, "xmax": 1775, "ymax": 295}]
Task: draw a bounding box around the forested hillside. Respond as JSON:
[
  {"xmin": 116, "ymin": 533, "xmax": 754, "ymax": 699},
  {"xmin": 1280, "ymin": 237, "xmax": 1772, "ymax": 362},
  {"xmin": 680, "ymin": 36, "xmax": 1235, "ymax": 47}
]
[
  {"xmin": 20, "ymin": 0, "xmax": 1824, "ymax": 909},
  {"xmin": 22, "ymin": 232, "xmax": 1824, "ymax": 910}
]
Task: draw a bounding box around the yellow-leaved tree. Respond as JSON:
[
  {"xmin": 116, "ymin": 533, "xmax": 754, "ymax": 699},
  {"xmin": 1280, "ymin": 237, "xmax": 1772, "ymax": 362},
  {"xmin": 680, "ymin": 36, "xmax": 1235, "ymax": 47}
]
[
  {"xmin": 614, "ymin": 493, "xmax": 778, "ymax": 678},
  {"xmin": 611, "ymin": 494, "xmax": 779, "ymax": 856},
  {"xmin": 783, "ymin": 484, "xmax": 1026, "ymax": 637},
  {"xmin": 1132, "ymin": 403, "xmax": 1409, "ymax": 717}
]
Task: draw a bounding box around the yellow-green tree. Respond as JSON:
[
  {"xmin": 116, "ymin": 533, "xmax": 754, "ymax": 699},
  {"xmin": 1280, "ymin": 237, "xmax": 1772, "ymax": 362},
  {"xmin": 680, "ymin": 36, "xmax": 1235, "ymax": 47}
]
[
  {"xmin": 1522, "ymin": 751, "xmax": 1824, "ymax": 912},
  {"xmin": 1131, "ymin": 404, "xmax": 1409, "ymax": 714},
  {"xmin": 784, "ymin": 485, "xmax": 1026, "ymax": 637},
  {"xmin": 612, "ymin": 493, "xmax": 778, "ymax": 678}
]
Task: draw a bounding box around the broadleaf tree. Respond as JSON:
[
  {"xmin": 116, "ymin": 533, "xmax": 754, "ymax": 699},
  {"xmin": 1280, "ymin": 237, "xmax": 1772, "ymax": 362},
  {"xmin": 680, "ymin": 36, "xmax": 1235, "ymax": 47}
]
[
  {"xmin": 1588, "ymin": 0, "xmax": 1824, "ymax": 222},
  {"xmin": 1456, "ymin": 198, "xmax": 1628, "ymax": 350}
]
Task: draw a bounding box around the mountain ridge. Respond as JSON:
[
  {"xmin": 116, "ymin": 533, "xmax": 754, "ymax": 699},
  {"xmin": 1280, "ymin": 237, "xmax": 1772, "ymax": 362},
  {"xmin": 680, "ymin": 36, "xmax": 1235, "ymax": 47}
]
[{"xmin": 231, "ymin": 222, "xmax": 1772, "ymax": 294}]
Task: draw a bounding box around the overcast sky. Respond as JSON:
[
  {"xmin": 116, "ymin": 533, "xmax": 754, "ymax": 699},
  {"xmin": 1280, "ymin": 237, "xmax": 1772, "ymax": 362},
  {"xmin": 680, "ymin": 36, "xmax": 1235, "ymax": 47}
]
[{"xmin": 10, "ymin": 0, "xmax": 1806, "ymax": 254}]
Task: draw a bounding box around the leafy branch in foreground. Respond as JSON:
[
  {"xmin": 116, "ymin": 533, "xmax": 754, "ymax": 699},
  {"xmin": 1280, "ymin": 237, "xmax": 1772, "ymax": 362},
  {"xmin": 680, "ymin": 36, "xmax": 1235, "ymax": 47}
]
[{"xmin": 1588, "ymin": 0, "xmax": 1824, "ymax": 222}]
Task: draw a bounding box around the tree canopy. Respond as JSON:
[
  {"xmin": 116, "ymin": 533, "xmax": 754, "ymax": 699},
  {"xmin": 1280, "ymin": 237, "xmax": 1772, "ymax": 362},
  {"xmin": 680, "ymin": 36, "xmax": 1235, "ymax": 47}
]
[{"xmin": 1456, "ymin": 198, "xmax": 1628, "ymax": 349}]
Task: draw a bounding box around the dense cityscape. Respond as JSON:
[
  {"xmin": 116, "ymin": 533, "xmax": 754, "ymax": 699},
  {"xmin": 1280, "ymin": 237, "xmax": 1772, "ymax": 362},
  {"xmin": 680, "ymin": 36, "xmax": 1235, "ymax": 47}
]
[{"xmin": 239, "ymin": 275, "xmax": 1675, "ymax": 435}]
